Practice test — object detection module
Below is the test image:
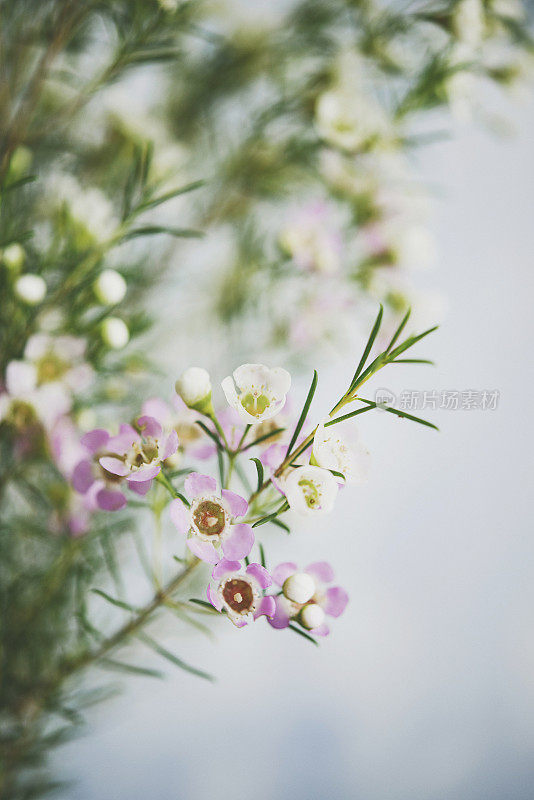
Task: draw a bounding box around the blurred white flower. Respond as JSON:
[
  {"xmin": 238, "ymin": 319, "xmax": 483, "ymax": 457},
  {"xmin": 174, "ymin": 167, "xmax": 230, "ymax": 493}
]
[
  {"xmin": 15, "ymin": 274, "xmax": 46, "ymax": 305},
  {"xmin": 94, "ymin": 269, "xmax": 127, "ymax": 305},
  {"xmin": 312, "ymin": 419, "xmax": 370, "ymax": 485},
  {"xmin": 315, "ymin": 87, "xmax": 390, "ymax": 152},
  {"xmin": 0, "ymin": 360, "xmax": 70, "ymax": 430},
  {"xmin": 48, "ymin": 173, "xmax": 117, "ymax": 242},
  {"xmin": 279, "ymin": 202, "xmax": 342, "ymax": 274},
  {"xmin": 101, "ymin": 317, "xmax": 129, "ymax": 349},
  {"xmin": 24, "ymin": 333, "xmax": 93, "ymax": 393}
]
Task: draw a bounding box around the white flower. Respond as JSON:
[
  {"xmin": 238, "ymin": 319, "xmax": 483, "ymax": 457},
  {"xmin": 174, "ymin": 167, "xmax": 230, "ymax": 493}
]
[
  {"xmin": 175, "ymin": 367, "xmax": 212, "ymax": 413},
  {"xmin": 24, "ymin": 333, "xmax": 93, "ymax": 393},
  {"xmin": 0, "ymin": 360, "xmax": 70, "ymax": 430},
  {"xmin": 101, "ymin": 317, "xmax": 129, "ymax": 349},
  {"xmin": 453, "ymin": 0, "xmax": 485, "ymax": 50},
  {"xmin": 282, "ymin": 572, "xmax": 316, "ymax": 604},
  {"xmin": 282, "ymin": 465, "xmax": 338, "ymax": 516},
  {"xmin": 94, "ymin": 269, "xmax": 127, "ymax": 305},
  {"xmin": 15, "ymin": 274, "xmax": 46, "ymax": 305},
  {"xmin": 312, "ymin": 419, "xmax": 370, "ymax": 485},
  {"xmin": 315, "ymin": 88, "xmax": 390, "ymax": 152},
  {"xmin": 221, "ymin": 364, "xmax": 291, "ymax": 425}
]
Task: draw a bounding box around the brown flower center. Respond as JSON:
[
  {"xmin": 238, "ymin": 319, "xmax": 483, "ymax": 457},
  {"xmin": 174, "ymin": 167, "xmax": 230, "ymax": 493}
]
[
  {"xmin": 192, "ymin": 500, "xmax": 226, "ymax": 536},
  {"xmin": 222, "ymin": 578, "xmax": 254, "ymax": 614}
]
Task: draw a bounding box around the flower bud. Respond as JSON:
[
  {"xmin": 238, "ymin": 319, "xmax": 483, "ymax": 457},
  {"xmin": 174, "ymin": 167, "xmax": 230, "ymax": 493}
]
[
  {"xmin": 101, "ymin": 317, "xmax": 129, "ymax": 349},
  {"xmin": 3, "ymin": 243, "xmax": 25, "ymax": 271},
  {"xmin": 94, "ymin": 269, "xmax": 127, "ymax": 305},
  {"xmin": 300, "ymin": 603, "xmax": 325, "ymax": 631},
  {"xmin": 282, "ymin": 572, "xmax": 315, "ymax": 604},
  {"xmin": 15, "ymin": 274, "xmax": 46, "ymax": 305},
  {"xmin": 175, "ymin": 367, "xmax": 213, "ymax": 414}
]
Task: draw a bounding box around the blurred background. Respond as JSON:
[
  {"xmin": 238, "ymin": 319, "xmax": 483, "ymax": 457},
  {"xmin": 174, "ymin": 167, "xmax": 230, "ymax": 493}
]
[{"xmin": 51, "ymin": 94, "xmax": 534, "ymax": 799}]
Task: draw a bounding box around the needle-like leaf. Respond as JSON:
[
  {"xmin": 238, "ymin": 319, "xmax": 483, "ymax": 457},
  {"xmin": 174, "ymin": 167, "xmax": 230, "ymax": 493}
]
[
  {"xmin": 348, "ymin": 304, "xmax": 383, "ymax": 392},
  {"xmin": 287, "ymin": 370, "xmax": 317, "ymax": 457},
  {"xmin": 250, "ymin": 457, "xmax": 264, "ymax": 493}
]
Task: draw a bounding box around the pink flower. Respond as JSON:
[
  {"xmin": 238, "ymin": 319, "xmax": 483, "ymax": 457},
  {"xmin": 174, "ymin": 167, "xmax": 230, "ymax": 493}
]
[
  {"xmin": 169, "ymin": 472, "xmax": 254, "ymax": 564},
  {"xmin": 141, "ymin": 395, "xmax": 213, "ymax": 461},
  {"xmin": 72, "ymin": 417, "xmax": 178, "ymax": 511},
  {"xmin": 268, "ymin": 561, "xmax": 349, "ymax": 636},
  {"xmin": 206, "ymin": 559, "xmax": 275, "ymax": 627},
  {"xmin": 98, "ymin": 416, "xmax": 178, "ymax": 483}
]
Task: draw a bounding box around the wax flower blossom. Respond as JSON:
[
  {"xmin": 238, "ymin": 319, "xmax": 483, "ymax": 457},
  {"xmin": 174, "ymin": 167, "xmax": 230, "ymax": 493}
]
[
  {"xmin": 169, "ymin": 472, "xmax": 254, "ymax": 563},
  {"xmin": 277, "ymin": 464, "xmax": 338, "ymax": 515},
  {"xmin": 222, "ymin": 364, "xmax": 291, "ymax": 424},
  {"xmin": 279, "ymin": 202, "xmax": 342, "ymax": 275},
  {"xmin": 175, "ymin": 367, "xmax": 213, "ymax": 415},
  {"xmin": 207, "ymin": 559, "xmax": 275, "ymax": 627},
  {"xmin": 0, "ymin": 360, "xmax": 71, "ymax": 432},
  {"xmin": 312, "ymin": 419, "xmax": 370, "ymax": 485},
  {"xmin": 141, "ymin": 396, "xmax": 213, "ymax": 464},
  {"xmin": 268, "ymin": 562, "xmax": 349, "ymax": 636},
  {"xmin": 73, "ymin": 417, "xmax": 178, "ymax": 510},
  {"xmin": 99, "ymin": 416, "xmax": 178, "ymax": 483},
  {"xmin": 23, "ymin": 333, "xmax": 93, "ymax": 394}
]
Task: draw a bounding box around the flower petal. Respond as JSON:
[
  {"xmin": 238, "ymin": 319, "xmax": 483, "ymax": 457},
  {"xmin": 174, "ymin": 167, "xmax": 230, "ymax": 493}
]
[
  {"xmin": 324, "ymin": 586, "xmax": 349, "ymax": 617},
  {"xmin": 212, "ymin": 559, "xmax": 241, "ymax": 580},
  {"xmin": 128, "ymin": 478, "xmax": 152, "ymax": 496},
  {"xmin": 184, "ymin": 472, "xmax": 217, "ymax": 500},
  {"xmin": 72, "ymin": 459, "xmax": 94, "ymax": 494},
  {"xmin": 306, "ymin": 561, "xmax": 335, "ymax": 584},
  {"xmin": 161, "ymin": 429, "xmax": 179, "ymax": 460},
  {"xmin": 221, "ymin": 375, "xmax": 239, "ymax": 408},
  {"xmin": 207, "ymin": 583, "xmax": 222, "ymax": 611},
  {"xmin": 246, "ymin": 563, "xmax": 272, "ymax": 589},
  {"xmin": 137, "ymin": 415, "xmax": 163, "ymax": 439},
  {"xmin": 311, "ymin": 623, "xmax": 330, "ymax": 637},
  {"xmin": 127, "ymin": 464, "xmax": 161, "ymax": 482},
  {"xmin": 107, "ymin": 424, "xmax": 140, "ymax": 455},
  {"xmin": 222, "ymin": 523, "xmax": 254, "ymax": 560},
  {"xmin": 253, "ymin": 595, "xmax": 276, "ymax": 620},
  {"xmin": 6, "ymin": 360, "xmax": 37, "ymax": 395},
  {"xmin": 141, "ymin": 397, "xmax": 171, "ymax": 425},
  {"xmin": 221, "ymin": 489, "xmax": 248, "ymax": 518},
  {"xmin": 169, "ymin": 498, "xmax": 190, "ymax": 534},
  {"xmin": 187, "ymin": 538, "xmax": 219, "ymax": 564},
  {"xmin": 96, "ymin": 487, "xmax": 127, "ymax": 511},
  {"xmin": 99, "ymin": 456, "xmax": 130, "ymax": 477},
  {"xmin": 80, "ymin": 428, "xmax": 110, "ymax": 454},
  {"xmin": 267, "ymin": 595, "xmax": 292, "ymax": 629},
  {"xmin": 272, "ymin": 562, "xmax": 298, "ymax": 587}
]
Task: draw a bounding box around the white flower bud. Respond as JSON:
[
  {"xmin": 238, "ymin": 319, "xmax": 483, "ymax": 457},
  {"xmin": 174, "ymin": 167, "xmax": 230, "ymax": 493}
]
[
  {"xmin": 283, "ymin": 572, "xmax": 315, "ymax": 604},
  {"xmin": 15, "ymin": 274, "xmax": 46, "ymax": 305},
  {"xmin": 101, "ymin": 317, "xmax": 129, "ymax": 349},
  {"xmin": 300, "ymin": 603, "xmax": 326, "ymax": 631},
  {"xmin": 175, "ymin": 367, "xmax": 212, "ymax": 413},
  {"xmin": 3, "ymin": 243, "xmax": 25, "ymax": 271},
  {"xmin": 94, "ymin": 269, "xmax": 127, "ymax": 305}
]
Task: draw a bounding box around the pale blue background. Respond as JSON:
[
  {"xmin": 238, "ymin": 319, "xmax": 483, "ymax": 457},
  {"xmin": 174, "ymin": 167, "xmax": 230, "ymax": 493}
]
[{"xmin": 54, "ymin": 93, "xmax": 534, "ymax": 799}]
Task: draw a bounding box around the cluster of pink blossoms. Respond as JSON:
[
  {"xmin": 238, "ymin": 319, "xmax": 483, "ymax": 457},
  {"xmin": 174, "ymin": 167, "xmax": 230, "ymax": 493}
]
[{"xmin": 69, "ymin": 361, "xmax": 359, "ymax": 637}]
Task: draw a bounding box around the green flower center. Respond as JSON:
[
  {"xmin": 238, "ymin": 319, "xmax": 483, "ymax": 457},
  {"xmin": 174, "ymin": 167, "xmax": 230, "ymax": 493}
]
[
  {"xmin": 37, "ymin": 355, "xmax": 68, "ymax": 384},
  {"xmin": 193, "ymin": 500, "xmax": 226, "ymax": 536},
  {"xmin": 222, "ymin": 578, "xmax": 254, "ymax": 614},
  {"xmin": 8, "ymin": 400, "xmax": 37, "ymax": 429},
  {"xmin": 125, "ymin": 439, "xmax": 159, "ymax": 470},
  {"xmin": 241, "ymin": 392, "xmax": 270, "ymax": 418},
  {"xmin": 298, "ymin": 478, "xmax": 320, "ymax": 509}
]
